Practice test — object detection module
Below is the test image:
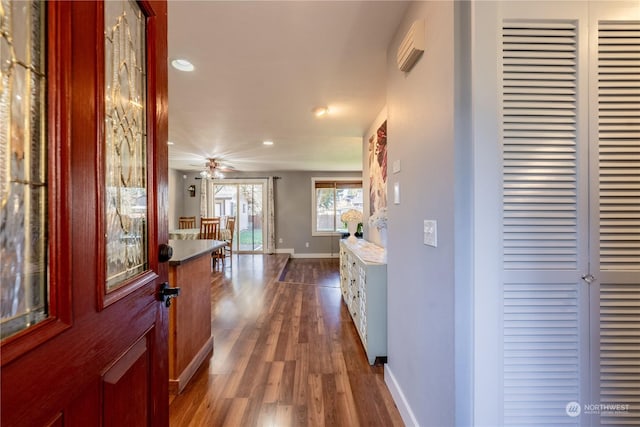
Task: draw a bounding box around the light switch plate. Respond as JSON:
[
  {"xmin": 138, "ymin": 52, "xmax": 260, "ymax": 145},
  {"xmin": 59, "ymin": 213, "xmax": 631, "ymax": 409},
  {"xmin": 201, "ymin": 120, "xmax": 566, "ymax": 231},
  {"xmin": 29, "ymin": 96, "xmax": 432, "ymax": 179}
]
[
  {"xmin": 393, "ymin": 181, "xmax": 400, "ymax": 204},
  {"xmin": 424, "ymin": 220, "xmax": 437, "ymax": 247}
]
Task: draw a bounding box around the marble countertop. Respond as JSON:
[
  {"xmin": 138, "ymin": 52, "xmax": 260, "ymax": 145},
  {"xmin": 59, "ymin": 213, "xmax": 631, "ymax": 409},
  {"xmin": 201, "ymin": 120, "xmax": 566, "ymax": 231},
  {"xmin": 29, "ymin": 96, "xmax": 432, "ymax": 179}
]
[
  {"xmin": 168, "ymin": 239, "xmax": 226, "ymax": 266},
  {"xmin": 340, "ymin": 239, "xmax": 386, "ymax": 264}
]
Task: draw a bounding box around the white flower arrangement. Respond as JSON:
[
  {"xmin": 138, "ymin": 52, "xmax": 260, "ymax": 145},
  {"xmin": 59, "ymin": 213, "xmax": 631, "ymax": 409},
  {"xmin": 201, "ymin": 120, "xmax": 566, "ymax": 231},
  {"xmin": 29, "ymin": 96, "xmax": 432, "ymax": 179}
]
[
  {"xmin": 368, "ymin": 207, "xmax": 387, "ymax": 229},
  {"xmin": 340, "ymin": 209, "xmax": 363, "ymax": 223}
]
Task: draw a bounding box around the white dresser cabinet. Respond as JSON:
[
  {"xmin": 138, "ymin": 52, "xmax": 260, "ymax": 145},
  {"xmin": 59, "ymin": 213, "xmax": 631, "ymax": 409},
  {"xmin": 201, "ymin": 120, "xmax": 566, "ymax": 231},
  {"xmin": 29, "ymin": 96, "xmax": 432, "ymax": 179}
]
[{"xmin": 339, "ymin": 239, "xmax": 387, "ymax": 364}]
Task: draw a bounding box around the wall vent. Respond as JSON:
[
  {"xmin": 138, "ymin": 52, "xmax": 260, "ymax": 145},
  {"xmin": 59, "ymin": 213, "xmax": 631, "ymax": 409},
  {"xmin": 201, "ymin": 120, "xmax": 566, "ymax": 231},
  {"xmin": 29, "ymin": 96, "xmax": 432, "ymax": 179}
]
[{"xmin": 397, "ymin": 20, "xmax": 425, "ymax": 72}]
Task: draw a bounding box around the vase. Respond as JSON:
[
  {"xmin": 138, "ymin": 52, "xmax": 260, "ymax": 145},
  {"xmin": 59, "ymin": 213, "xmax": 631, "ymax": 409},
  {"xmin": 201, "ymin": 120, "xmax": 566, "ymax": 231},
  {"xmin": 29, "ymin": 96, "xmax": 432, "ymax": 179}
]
[
  {"xmin": 379, "ymin": 227, "xmax": 387, "ymax": 248},
  {"xmin": 347, "ymin": 221, "xmax": 358, "ymax": 242}
]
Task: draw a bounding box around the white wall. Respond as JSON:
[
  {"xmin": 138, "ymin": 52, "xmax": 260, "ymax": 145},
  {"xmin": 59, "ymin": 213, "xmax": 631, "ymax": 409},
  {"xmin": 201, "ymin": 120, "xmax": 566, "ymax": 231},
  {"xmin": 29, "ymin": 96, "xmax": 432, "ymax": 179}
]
[
  {"xmin": 168, "ymin": 168, "xmax": 186, "ymax": 230},
  {"xmin": 168, "ymin": 169, "xmax": 200, "ymax": 230},
  {"xmin": 384, "ymin": 2, "xmax": 459, "ymax": 425}
]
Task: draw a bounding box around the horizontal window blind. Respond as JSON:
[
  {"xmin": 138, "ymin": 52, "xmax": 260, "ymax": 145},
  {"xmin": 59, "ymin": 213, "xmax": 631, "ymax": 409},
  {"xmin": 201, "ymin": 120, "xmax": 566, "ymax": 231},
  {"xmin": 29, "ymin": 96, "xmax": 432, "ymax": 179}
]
[{"xmin": 314, "ymin": 181, "xmax": 362, "ymax": 189}]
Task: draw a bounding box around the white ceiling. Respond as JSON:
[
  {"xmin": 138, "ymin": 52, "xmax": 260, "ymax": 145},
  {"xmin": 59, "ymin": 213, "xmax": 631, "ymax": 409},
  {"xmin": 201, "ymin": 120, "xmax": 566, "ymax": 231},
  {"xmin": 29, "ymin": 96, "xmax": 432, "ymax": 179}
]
[{"xmin": 167, "ymin": 0, "xmax": 409, "ymax": 173}]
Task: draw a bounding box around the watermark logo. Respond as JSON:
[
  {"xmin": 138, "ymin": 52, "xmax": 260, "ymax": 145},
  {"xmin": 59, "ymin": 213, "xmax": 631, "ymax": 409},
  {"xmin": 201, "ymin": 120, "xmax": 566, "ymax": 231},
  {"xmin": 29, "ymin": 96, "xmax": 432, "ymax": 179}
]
[
  {"xmin": 566, "ymin": 401, "xmax": 581, "ymax": 417},
  {"xmin": 566, "ymin": 401, "xmax": 630, "ymax": 417},
  {"xmin": 583, "ymin": 403, "xmax": 630, "ymax": 416}
]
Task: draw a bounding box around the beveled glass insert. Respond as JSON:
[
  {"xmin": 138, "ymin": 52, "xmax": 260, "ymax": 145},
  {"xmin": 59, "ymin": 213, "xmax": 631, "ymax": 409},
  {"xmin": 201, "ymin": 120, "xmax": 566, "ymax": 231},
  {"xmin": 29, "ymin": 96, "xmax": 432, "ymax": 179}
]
[
  {"xmin": 104, "ymin": 0, "xmax": 147, "ymax": 290},
  {"xmin": 0, "ymin": 0, "xmax": 48, "ymax": 340}
]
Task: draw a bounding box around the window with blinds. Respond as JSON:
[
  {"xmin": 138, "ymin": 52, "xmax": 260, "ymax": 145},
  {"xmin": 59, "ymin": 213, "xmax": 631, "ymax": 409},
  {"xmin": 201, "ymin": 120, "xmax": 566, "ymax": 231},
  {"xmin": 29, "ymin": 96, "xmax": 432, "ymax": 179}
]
[{"xmin": 312, "ymin": 179, "xmax": 363, "ymax": 234}]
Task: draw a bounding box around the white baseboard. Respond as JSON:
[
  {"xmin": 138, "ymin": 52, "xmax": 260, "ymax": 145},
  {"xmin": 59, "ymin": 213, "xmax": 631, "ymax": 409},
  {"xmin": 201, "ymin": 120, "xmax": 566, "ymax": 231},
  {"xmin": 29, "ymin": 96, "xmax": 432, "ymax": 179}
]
[
  {"xmin": 275, "ymin": 248, "xmax": 339, "ymax": 259},
  {"xmin": 292, "ymin": 252, "xmax": 339, "ymax": 259},
  {"xmin": 275, "ymin": 248, "xmax": 294, "ymax": 255},
  {"xmin": 385, "ymin": 364, "xmax": 419, "ymax": 427}
]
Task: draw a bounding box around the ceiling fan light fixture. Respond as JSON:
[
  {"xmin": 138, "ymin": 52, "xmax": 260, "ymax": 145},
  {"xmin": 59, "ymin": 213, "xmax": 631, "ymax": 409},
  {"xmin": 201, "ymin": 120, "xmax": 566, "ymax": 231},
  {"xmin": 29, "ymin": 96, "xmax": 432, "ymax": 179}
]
[
  {"xmin": 171, "ymin": 58, "xmax": 194, "ymax": 72},
  {"xmin": 312, "ymin": 106, "xmax": 329, "ymax": 117}
]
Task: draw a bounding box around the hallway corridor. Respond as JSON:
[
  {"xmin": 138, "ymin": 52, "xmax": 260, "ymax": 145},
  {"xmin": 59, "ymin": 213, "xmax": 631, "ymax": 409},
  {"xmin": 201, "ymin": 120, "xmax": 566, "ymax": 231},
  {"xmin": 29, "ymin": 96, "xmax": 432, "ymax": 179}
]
[{"xmin": 169, "ymin": 255, "xmax": 403, "ymax": 426}]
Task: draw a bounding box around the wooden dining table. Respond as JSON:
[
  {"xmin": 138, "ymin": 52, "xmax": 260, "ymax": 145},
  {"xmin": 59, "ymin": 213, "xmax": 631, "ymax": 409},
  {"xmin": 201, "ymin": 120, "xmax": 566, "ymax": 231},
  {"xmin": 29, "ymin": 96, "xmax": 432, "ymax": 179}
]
[
  {"xmin": 169, "ymin": 227, "xmax": 231, "ymax": 240},
  {"xmin": 169, "ymin": 228, "xmax": 200, "ymax": 240}
]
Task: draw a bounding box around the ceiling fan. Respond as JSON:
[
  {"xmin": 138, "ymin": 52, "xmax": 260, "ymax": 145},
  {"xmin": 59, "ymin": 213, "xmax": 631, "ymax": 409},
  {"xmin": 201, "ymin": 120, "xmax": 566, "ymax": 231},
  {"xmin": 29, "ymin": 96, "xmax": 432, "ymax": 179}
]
[{"xmin": 194, "ymin": 158, "xmax": 235, "ymax": 179}]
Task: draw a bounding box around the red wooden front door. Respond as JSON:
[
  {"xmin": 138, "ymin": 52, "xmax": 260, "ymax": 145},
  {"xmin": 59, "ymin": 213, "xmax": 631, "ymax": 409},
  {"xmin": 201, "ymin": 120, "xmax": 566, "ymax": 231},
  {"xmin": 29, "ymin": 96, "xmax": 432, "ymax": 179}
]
[{"xmin": 1, "ymin": 1, "xmax": 170, "ymax": 425}]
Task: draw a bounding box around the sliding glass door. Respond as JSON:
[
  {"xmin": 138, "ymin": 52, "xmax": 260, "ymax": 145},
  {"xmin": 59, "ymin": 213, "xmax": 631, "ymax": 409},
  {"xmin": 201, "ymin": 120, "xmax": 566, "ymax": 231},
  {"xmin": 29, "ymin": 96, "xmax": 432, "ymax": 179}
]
[
  {"xmin": 212, "ymin": 180, "xmax": 265, "ymax": 253},
  {"xmin": 238, "ymin": 184, "xmax": 263, "ymax": 252}
]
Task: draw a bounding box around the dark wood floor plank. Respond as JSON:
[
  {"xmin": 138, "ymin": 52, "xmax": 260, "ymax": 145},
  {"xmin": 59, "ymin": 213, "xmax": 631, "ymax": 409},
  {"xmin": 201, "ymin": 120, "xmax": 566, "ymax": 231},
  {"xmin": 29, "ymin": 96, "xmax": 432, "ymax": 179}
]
[{"xmin": 169, "ymin": 254, "xmax": 404, "ymax": 426}]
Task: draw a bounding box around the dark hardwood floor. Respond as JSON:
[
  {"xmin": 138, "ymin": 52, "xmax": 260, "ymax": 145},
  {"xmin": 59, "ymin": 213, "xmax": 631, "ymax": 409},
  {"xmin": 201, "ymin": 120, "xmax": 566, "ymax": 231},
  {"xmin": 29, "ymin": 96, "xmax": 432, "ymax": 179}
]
[{"xmin": 169, "ymin": 254, "xmax": 403, "ymax": 426}]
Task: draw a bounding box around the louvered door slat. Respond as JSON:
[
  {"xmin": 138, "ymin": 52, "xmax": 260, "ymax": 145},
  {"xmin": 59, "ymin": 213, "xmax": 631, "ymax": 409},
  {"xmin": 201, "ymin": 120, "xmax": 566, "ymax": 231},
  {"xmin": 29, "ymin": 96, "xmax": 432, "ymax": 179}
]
[
  {"xmin": 502, "ymin": 20, "xmax": 582, "ymax": 426},
  {"xmin": 598, "ymin": 21, "xmax": 640, "ymax": 427},
  {"xmin": 598, "ymin": 33, "xmax": 640, "ymax": 271}
]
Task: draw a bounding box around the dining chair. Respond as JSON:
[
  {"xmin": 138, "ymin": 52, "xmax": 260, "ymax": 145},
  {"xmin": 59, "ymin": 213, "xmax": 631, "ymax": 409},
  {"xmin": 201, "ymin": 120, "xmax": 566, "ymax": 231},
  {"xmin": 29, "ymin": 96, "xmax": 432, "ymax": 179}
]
[
  {"xmin": 213, "ymin": 216, "xmax": 235, "ymax": 269},
  {"xmin": 178, "ymin": 216, "xmax": 196, "ymax": 229},
  {"xmin": 199, "ymin": 217, "xmax": 220, "ymax": 239},
  {"xmin": 223, "ymin": 217, "xmax": 236, "ymax": 263}
]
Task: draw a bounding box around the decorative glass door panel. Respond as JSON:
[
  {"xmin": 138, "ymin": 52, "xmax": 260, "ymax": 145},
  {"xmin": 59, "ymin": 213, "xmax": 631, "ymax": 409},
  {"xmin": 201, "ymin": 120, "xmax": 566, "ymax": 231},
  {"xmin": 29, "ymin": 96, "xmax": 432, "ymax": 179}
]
[
  {"xmin": 104, "ymin": 0, "xmax": 148, "ymax": 290},
  {"xmin": 0, "ymin": 0, "xmax": 48, "ymax": 339}
]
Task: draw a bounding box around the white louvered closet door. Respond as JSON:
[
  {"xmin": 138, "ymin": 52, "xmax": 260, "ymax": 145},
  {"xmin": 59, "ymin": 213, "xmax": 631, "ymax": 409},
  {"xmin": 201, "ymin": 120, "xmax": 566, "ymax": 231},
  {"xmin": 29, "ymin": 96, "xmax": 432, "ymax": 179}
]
[
  {"xmin": 499, "ymin": 3, "xmax": 640, "ymax": 426},
  {"xmin": 589, "ymin": 12, "xmax": 640, "ymax": 427},
  {"xmin": 501, "ymin": 19, "xmax": 590, "ymax": 426}
]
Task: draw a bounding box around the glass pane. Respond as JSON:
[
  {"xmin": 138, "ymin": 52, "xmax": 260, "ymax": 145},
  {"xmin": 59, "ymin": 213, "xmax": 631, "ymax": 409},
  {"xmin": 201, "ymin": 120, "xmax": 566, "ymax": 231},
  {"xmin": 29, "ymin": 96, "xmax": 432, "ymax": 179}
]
[
  {"xmin": 335, "ymin": 187, "xmax": 363, "ymax": 233},
  {"xmin": 250, "ymin": 185, "xmax": 263, "ymax": 251},
  {"xmin": 316, "ymin": 188, "xmax": 335, "ymax": 232},
  {"xmin": 213, "ymin": 184, "xmax": 238, "ymax": 251},
  {"xmin": 0, "ymin": 0, "xmax": 48, "ymax": 339},
  {"xmin": 104, "ymin": 0, "xmax": 148, "ymax": 290},
  {"xmin": 238, "ymin": 184, "xmax": 263, "ymax": 252}
]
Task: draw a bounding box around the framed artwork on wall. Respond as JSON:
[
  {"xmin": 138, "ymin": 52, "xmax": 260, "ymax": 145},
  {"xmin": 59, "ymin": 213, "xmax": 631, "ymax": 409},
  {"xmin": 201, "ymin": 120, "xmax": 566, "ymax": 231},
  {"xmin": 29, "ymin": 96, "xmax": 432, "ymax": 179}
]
[{"xmin": 368, "ymin": 119, "xmax": 387, "ymax": 217}]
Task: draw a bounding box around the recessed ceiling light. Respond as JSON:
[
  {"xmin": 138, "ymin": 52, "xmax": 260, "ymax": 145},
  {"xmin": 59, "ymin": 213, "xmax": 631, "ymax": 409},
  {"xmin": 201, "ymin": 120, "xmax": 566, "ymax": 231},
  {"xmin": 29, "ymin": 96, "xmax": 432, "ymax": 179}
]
[
  {"xmin": 312, "ymin": 106, "xmax": 329, "ymax": 117},
  {"xmin": 171, "ymin": 59, "xmax": 194, "ymax": 72},
  {"xmin": 263, "ymin": 140, "xmax": 274, "ymax": 146}
]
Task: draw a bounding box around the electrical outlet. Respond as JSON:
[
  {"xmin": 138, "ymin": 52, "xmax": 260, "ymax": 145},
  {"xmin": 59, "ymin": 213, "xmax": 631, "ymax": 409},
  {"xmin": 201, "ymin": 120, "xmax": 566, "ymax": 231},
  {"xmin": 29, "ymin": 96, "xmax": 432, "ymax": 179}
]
[
  {"xmin": 305, "ymin": 242, "xmax": 309, "ymax": 248},
  {"xmin": 278, "ymin": 237, "xmax": 283, "ymax": 244},
  {"xmin": 424, "ymin": 220, "xmax": 437, "ymax": 247}
]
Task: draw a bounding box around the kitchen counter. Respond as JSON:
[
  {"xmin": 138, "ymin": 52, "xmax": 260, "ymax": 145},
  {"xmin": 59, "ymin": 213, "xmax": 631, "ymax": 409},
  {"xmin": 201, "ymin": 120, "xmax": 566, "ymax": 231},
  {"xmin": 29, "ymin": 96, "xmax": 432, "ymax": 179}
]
[
  {"xmin": 167, "ymin": 239, "xmax": 225, "ymax": 395},
  {"xmin": 168, "ymin": 239, "xmax": 226, "ymax": 265}
]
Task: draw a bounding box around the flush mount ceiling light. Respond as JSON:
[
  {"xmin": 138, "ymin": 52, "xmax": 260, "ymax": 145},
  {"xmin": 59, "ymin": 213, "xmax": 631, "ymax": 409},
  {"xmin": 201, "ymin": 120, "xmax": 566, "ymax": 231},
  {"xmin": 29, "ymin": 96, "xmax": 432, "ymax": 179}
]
[
  {"xmin": 263, "ymin": 140, "xmax": 274, "ymax": 146},
  {"xmin": 171, "ymin": 58, "xmax": 194, "ymax": 72},
  {"xmin": 312, "ymin": 106, "xmax": 329, "ymax": 117}
]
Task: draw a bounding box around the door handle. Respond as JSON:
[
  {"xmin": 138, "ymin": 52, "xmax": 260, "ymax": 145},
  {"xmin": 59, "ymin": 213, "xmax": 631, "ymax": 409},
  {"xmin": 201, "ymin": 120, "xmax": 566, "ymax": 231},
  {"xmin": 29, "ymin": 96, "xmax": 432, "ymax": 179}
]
[
  {"xmin": 581, "ymin": 274, "xmax": 595, "ymax": 284},
  {"xmin": 158, "ymin": 282, "xmax": 180, "ymax": 307},
  {"xmin": 159, "ymin": 243, "xmax": 173, "ymax": 263}
]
